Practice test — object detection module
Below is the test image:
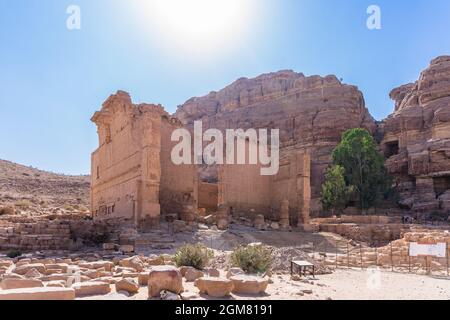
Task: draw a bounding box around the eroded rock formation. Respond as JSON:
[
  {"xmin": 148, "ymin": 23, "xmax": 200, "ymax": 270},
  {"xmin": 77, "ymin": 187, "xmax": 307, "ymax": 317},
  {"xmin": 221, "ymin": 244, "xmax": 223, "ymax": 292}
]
[{"xmin": 381, "ymin": 56, "xmax": 450, "ymax": 214}]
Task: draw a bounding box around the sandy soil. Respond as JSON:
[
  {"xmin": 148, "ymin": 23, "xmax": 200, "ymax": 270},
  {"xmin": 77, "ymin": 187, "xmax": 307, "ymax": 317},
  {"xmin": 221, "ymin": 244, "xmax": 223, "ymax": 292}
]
[{"xmin": 80, "ymin": 269, "xmax": 450, "ymax": 301}]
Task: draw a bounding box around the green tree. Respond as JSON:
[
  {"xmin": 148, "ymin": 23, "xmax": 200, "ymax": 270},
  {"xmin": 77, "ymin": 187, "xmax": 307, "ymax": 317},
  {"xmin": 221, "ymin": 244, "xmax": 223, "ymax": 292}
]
[
  {"xmin": 332, "ymin": 128, "xmax": 393, "ymax": 214},
  {"xmin": 321, "ymin": 165, "xmax": 353, "ymax": 216}
]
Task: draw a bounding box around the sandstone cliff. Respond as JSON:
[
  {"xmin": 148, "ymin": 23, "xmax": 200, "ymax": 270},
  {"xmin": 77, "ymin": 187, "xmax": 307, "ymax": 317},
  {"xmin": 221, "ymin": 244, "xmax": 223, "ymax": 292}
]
[
  {"xmin": 380, "ymin": 56, "xmax": 450, "ymax": 214},
  {"xmin": 174, "ymin": 70, "xmax": 377, "ymax": 214}
]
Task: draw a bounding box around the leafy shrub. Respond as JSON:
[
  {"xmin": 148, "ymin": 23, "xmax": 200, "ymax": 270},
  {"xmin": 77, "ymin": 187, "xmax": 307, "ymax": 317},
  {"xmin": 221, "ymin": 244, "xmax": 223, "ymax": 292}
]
[
  {"xmin": 7, "ymin": 249, "xmax": 22, "ymax": 258},
  {"xmin": 230, "ymin": 244, "xmax": 273, "ymax": 274},
  {"xmin": 174, "ymin": 243, "xmax": 213, "ymax": 270}
]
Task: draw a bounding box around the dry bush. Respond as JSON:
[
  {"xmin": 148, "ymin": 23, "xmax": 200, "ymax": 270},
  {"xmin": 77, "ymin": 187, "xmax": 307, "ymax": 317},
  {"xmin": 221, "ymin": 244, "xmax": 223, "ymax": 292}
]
[
  {"xmin": 63, "ymin": 204, "xmax": 75, "ymax": 211},
  {"xmin": 230, "ymin": 244, "xmax": 273, "ymax": 274},
  {"xmin": 174, "ymin": 243, "xmax": 214, "ymax": 270},
  {"xmin": 15, "ymin": 200, "xmax": 31, "ymax": 209}
]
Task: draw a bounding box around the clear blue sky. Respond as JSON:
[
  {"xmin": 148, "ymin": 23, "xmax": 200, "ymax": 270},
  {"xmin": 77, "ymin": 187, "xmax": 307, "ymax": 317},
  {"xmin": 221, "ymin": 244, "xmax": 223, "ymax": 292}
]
[{"xmin": 1, "ymin": 0, "xmax": 450, "ymax": 175}]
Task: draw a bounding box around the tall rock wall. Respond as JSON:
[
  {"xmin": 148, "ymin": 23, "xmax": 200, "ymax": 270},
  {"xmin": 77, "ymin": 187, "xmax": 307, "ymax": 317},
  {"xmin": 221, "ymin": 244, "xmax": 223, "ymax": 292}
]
[
  {"xmin": 175, "ymin": 71, "xmax": 376, "ymax": 215},
  {"xmin": 380, "ymin": 56, "xmax": 450, "ymax": 214}
]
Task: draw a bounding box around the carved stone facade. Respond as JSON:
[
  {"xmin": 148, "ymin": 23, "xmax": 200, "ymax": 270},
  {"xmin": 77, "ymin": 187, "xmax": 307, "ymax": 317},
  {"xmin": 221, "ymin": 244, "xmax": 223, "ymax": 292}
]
[
  {"xmin": 90, "ymin": 91, "xmax": 198, "ymax": 230},
  {"xmin": 91, "ymin": 91, "xmax": 314, "ymax": 230}
]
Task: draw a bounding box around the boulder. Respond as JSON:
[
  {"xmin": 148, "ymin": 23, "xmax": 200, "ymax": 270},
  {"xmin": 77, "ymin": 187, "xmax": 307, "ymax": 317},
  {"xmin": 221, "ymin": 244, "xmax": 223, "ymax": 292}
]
[
  {"xmin": 205, "ymin": 268, "xmax": 220, "ymax": 277},
  {"xmin": 217, "ymin": 218, "xmax": 229, "ymax": 230},
  {"xmin": 72, "ymin": 281, "xmax": 111, "ymax": 297},
  {"xmin": 103, "ymin": 243, "xmax": 117, "ymax": 251},
  {"xmin": 160, "ymin": 290, "xmax": 181, "ymax": 300},
  {"xmin": 12, "ymin": 263, "xmax": 46, "ymax": 275},
  {"xmin": 230, "ymin": 275, "xmax": 269, "ymax": 295},
  {"xmin": 119, "ymin": 245, "xmax": 134, "ymax": 254},
  {"xmin": 270, "ymin": 222, "xmax": 280, "ymax": 230},
  {"xmin": 226, "ymin": 267, "xmax": 245, "ymax": 279},
  {"xmin": 46, "ymin": 280, "xmax": 67, "ymax": 288},
  {"xmin": 44, "ymin": 263, "xmax": 69, "ymax": 273},
  {"xmin": 0, "ymin": 278, "xmax": 44, "ymax": 290},
  {"xmin": 119, "ymin": 256, "xmax": 145, "ymax": 272},
  {"xmin": 253, "ymin": 215, "xmax": 266, "ymax": 229},
  {"xmin": 2, "ymin": 273, "xmax": 24, "ymax": 280},
  {"xmin": 78, "ymin": 261, "xmax": 113, "ymax": 271},
  {"xmin": 185, "ymin": 268, "xmax": 204, "ymax": 282},
  {"xmin": 138, "ymin": 272, "xmax": 149, "ymax": 286},
  {"xmin": 148, "ymin": 266, "xmax": 183, "ymax": 298},
  {"xmin": 0, "ymin": 260, "xmax": 13, "ymax": 268},
  {"xmin": 179, "ymin": 266, "xmax": 191, "ymax": 277},
  {"xmin": 0, "ymin": 287, "xmax": 75, "ymax": 300},
  {"xmin": 115, "ymin": 278, "xmax": 139, "ymax": 294},
  {"xmin": 146, "ymin": 256, "xmax": 165, "ymax": 266},
  {"xmin": 16, "ymin": 259, "xmax": 31, "ymax": 267},
  {"xmin": 194, "ymin": 277, "xmax": 234, "ymax": 298}
]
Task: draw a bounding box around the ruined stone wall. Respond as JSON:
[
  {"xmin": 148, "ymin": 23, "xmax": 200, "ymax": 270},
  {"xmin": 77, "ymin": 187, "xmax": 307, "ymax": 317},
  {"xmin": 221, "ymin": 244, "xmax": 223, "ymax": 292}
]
[
  {"xmin": 159, "ymin": 117, "xmax": 198, "ymax": 217},
  {"xmin": 381, "ymin": 56, "xmax": 450, "ymax": 214},
  {"xmin": 175, "ymin": 71, "xmax": 376, "ymax": 216},
  {"xmin": 91, "ymin": 91, "xmax": 201, "ymax": 229},
  {"xmin": 217, "ymin": 141, "xmax": 272, "ymax": 218},
  {"xmin": 218, "ymin": 144, "xmax": 311, "ymax": 225},
  {"xmin": 0, "ymin": 216, "xmax": 71, "ymax": 251},
  {"xmin": 91, "ymin": 91, "xmax": 166, "ymax": 228}
]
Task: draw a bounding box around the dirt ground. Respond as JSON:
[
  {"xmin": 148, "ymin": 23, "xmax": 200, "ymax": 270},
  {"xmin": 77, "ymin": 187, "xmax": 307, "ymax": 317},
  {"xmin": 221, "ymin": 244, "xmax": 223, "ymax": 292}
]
[{"xmin": 79, "ymin": 268, "xmax": 450, "ymax": 301}]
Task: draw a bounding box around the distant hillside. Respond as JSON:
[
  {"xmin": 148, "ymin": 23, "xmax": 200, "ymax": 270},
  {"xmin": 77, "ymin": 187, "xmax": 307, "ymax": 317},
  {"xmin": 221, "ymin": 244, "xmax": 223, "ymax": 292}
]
[{"xmin": 0, "ymin": 159, "xmax": 90, "ymax": 216}]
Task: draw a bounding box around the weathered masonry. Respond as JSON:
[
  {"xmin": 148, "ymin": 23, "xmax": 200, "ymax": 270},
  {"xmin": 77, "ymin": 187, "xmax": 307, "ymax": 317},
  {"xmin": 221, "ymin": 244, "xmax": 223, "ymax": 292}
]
[
  {"xmin": 91, "ymin": 91, "xmax": 312, "ymax": 230},
  {"xmin": 90, "ymin": 91, "xmax": 198, "ymax": 230}
]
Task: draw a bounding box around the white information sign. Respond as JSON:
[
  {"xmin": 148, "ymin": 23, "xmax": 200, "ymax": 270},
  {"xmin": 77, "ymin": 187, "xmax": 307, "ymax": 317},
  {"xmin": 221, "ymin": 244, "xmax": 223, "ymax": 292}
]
[{"xmin": 409, "ymin": 242, "xmax": 446, "ymax": 258}]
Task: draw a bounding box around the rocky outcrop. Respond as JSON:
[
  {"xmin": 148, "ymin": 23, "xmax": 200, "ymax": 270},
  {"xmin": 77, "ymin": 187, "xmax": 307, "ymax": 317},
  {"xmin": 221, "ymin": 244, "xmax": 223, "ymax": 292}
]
[
  {"xmin": 175, "ymin": 71, "xmax": 376, "ymax": 215},
  {"xmin": 380, "ymin": 56, "xmax": 450, "ymax": 214}
]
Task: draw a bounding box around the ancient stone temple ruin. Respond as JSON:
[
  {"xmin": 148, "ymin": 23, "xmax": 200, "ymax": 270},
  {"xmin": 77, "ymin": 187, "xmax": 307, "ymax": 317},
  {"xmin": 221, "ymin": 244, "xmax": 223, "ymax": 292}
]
[
  {"xmin": 90, "ymin": 91, "xmax": 198, "ymax": 230},
  {"xmin": 90, "ymin": 91, "xmax": 313, "ymax": 230},
  {"xmin": 90, "ymin": 56, "xmax": 450, "ymax": 232}
]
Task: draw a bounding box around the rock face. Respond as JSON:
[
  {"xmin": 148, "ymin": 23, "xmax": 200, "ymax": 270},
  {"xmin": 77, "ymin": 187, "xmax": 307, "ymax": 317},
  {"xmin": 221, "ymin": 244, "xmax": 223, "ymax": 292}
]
[
  {"xmin": 381, "ymin": 56, "xmax": 450, "ymax": 214},
  {"xmin": 175, "ymin": 71, "xmax": 376, "ymax": 215}
]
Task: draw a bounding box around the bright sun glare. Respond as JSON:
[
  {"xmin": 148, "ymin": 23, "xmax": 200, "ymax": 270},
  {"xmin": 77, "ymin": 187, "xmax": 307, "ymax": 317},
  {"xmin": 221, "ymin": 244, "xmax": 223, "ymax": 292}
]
[{"xmin": 142, "ymin": 0, "xmax": 255, "ymax": 54}]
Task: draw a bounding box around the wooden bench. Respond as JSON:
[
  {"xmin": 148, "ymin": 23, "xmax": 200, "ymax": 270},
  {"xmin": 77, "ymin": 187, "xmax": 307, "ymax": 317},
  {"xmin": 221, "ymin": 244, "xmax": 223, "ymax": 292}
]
[{"xmin": 291, "ymin": 260, "xmax": 315, "ymax": 278}]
